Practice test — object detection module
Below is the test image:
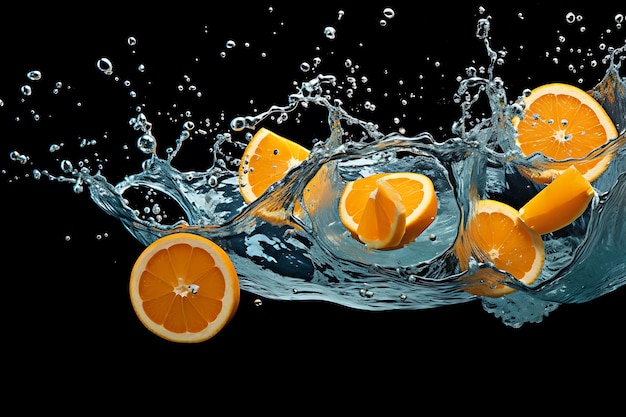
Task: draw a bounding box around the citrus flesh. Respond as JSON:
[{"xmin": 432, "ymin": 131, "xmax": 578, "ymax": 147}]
[
  {"xmin": 512, "ymin": 83, "xmax": 618, "ymax": 183},
  {"xmin": 129, "ymin": 233, "xmax": 240, "ymax": 343},
  {"xmin": 355, "ymin": 178, "xmax": 407, "ymax": 250},
  {"xmin": 456, "ymin": 199, "xmax": 545, "ymax": 297},
  {"xmin": 339, "ymin": 172, "xmax": 438, "ymax": 248},
  {"xmin": 237, "ymin": 127, "xmax": 326, "ymax": 219},
  {"xmin": 519, "ymin": 165, "xmax": 595, "ymax": 235}
]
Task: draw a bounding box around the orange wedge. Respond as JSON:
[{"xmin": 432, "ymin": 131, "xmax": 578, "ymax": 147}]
[
  {"xmin": 238, "ymin": 127, "xmax": 326, "ymax": 219},
  {"xmin": 519, "ymin": 165, "xmax": 595, "ymax": 235},
  {"xmin": 355, "ymin": 178, "xmax": 407, "ymax": 249},
  {"xmin": 339, "ymin": 172, "xmax": 438, "ymax": 249},
  {"xmin": 456, "ymin": 199, "xmax": 545, "ymax": 297},
  {"xmin": 512, "ymin": 83, "xmax": 618, "ymax": 183},
  {"xmin": 129, "ymin": 233, "xmax": 240, "ymax": 343}
]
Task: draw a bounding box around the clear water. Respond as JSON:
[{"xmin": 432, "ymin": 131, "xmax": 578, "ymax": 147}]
[{"xmin": 4, "ymin": 8, "xmax": 626, "ymax": 327}]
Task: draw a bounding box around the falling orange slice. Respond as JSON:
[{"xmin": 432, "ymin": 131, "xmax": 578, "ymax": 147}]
[
  {"xmin": 237, "ymin": 127, "xmax": 327, "ymax": 220},
  {"xmin": 519, "ymin": 165, "xmax": 595, "ymax": 235},
  {"xmin": 129, "ymin": 233, "xmax": 240, "ymax": 343},
  {"xmin": 512, "ymin": 83, "xmax": 618, "ymax": 183},
  {"xmin": 456, "ymin": 199, "xmax": 545, "ymax": 297}
]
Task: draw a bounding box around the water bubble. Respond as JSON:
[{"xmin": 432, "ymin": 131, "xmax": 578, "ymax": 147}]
[
  {"xmin": 127, "ymin": 36, "xmax": 137, "ymax": 46},
  {"xmin": 300, "ymin": 62, "xmax": 311, "ymax": 72},
  {"xmin": 208, "ymin": 175, "xmax": 218, "ymax": 187},
  {"xmin": 379, "ymin": 19, "xmax": 387, "ymax": 27},
  {"xmin": 96, "ymin": 57, "xmax": 114, "ymax": 75},
  {"xmin": 226, "ymin": 39, "xmax": 236, "ymax": 49},
  {"xmin": 137, "ymin": 133, "xmax": 157, "ymax": 154},
  {"xmin": 323, "ymin": 26, "xmax": 336, "ymax": 40},
  {"xmin": 26, "ymin": 70, "xmax": 42, "ymax": 81}
]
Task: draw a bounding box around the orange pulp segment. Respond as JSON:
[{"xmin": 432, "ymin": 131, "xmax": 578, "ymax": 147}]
[
  {"xmin": 129, "ymin": 233, "xmax": 240, "ymax": 343},
  {"xmin": 519, "ymin": 165, "xmax": 595, "ymax": 235},
  {"xmin": 339, "ymin": 172, "xmax": 438, "ymax": 249},
  {"xmin": 355, "ymin": 178, "xmax": 407, "ymax": 250},
  {"xmin": 512, "ymin": 83, "xmax": 618, "ymax": 183},
  {"xmin": 456, "ymin": 199, "xmax": 545, "ymax": 297},
  {"xmin": 238, "ymin": 127, "xmax": 326, "ymax": 219}
]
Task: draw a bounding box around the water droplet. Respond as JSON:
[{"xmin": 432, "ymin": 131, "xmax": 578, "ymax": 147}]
[
  {"xmin": 9, "ymin": 150, "xmax": 29, "ymax": 164},
  {"xmin": 323, "ymin": 26, "xmax": 336, "ymax": 40},
  {"xmin": 254, "ymin": 298, "xmax": 263, "ymax": 307},
  {"xmin": 300, "ymin": 62, "xmax": 311, "ymax": 72},
  {"xmin": 226, "ymin": 39, "xmax": 236, "ymax": 49},
  {"xmin": 565, "ymin": 12, "xmax": 576, "ymax": 24},
  {"xmin": 26, "ymin": 70, "xmax": 42, "ymax": 81},
  {"xmin": 60, "ymin": 159, "xmax": 73, "ymax": 173},
  {"xmin": 20, "ymin": 85, "xmax": 32, "ymax": 96},
  {"xmin": 382, "ymin": 7, "xmax": 395, "ymax": 19},
  {"xmin": 137, "ymin": 133, "xmax": 157, "ymax": 154},
  {"xmin": 127, "ymin": 36, "xmax": 137, "ymax": 46},
  {"xmin": 96, "ymin": 57, "xmax": 114, "ymax": 75}
]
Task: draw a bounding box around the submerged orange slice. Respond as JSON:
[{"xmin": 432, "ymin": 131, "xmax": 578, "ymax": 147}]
[
  {"xmin": 339, "ymin": 172, "xmax": 438, "ymax": 249},
  {"xmin": 512, "ymin": 83, "xmax": 618, "ymax": 183},
  {"xmin": 519, "ymin": 165, "xmax": 595, "ymax": 235},
  {"xmin": 129, "ymin": 233, "xmax": 240, "ymax": 343},
  {"xmin": 456, "ymin": 199, "xmax": 545, "ymax": 297},
  {"xmin": 355, "ymin": 178, "xmax": 407, "ymax": 249}
]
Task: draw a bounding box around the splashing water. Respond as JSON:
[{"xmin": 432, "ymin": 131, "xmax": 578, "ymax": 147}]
[{"xmin": 4, "ymin": 8, "xmax": 626, "ymax": 328}]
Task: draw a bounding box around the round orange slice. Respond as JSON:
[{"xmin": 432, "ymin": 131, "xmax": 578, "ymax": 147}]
[
  {"xmin": 339, "ymin": 172, "xmax": 438, "ymax": 248},
  {"xmin": 455, "ymin": 199, "xmax": 545, "ymax": 297},
  {"xmin": 518, "ymin": 165, "xmax": 595, "ymax": 235},
  {"xmin": 129, "ymin": 233, "xmax": 240, "ymax": 343},
  {"xmin": 237, "ymin": 127, "xmax": 326, "ymax": 219},
  {"xmin": 512, "ymin": 83, "xmax": 618, "ymax": 183}
]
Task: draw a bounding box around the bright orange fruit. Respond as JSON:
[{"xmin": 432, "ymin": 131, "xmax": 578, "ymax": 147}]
[
  {"xmin": 455, "ymin": 199, "xmax": 545, "ymax": 297},
  {"xmin": 339, "ymin": 172, "xmax": 438, "ymax": 249},
  {"xmin": 512, "ymin": 83, "xmax": 618, "ymax": 183},
  {"xmin": 519, "ymin": 165, "xmax": 595, "ymax": 235},
  {"xmin": 237, "ymin": 127, "xmax": 327, "ymax": 219},
  {"xmin": 355, "ymin": 178, "xmax": 407, "ymax": 250},
  {"xmin": 129, "ymin": 233, "xmax": 240, "ymax": 343}
]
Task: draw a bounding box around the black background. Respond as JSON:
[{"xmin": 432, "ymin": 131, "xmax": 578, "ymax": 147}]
[{"xmin": 2, "ymin": 2, "xmax": 625, "ymax": 387}]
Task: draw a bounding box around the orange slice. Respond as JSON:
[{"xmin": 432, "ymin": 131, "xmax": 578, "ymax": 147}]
[
  {"xmin": 519, "ymin": 165, "xmax": 595, "ymax": 235},
  {"xmin": 355, "ymin": 178, "xmax": 407, "ymax": 249},
  {"xmin": 339, "ymin": 172, "xmax": 438, "ymax": 249},
  {"xmin": 237, "ymin": 127, "xmax": 326, "ymax": 219},
  {"xmin": 129, "ymin": 233, "xmax": 240, "ymax": 343},
  {"xmin": 455, "ymin": 199, "xmax": 545, "ymax": 297},
  {"xmin": 512, "ymin": 83, "xmax": 618, "ymax": 183}
]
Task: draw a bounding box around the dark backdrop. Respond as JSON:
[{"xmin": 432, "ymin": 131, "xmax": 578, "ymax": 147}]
[{"xmin": 2, "ymin": 2, "xmax": 624, "ymax": 386}]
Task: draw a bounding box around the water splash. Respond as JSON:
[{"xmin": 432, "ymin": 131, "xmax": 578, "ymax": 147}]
[{"xmin": 5, "ymin": 9, "xmax": 626, "ymax": 328}]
